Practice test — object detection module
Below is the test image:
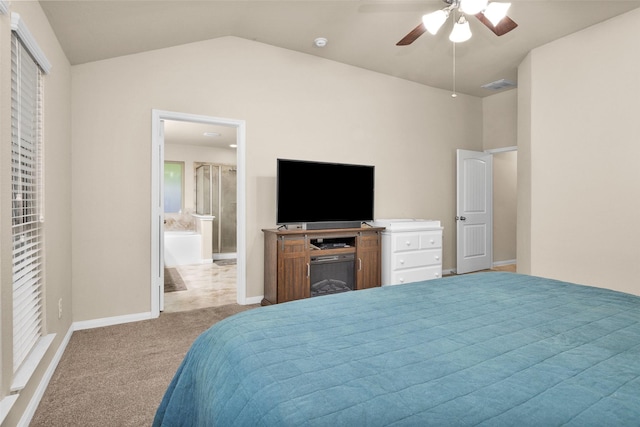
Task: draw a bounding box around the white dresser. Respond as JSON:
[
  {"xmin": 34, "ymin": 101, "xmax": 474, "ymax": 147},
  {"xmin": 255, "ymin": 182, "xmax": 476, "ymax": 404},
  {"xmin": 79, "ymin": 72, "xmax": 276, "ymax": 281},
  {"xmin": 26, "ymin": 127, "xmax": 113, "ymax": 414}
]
[{"xmin": 373, "ymin": 219, "xmax": 443, "ymax": 286}]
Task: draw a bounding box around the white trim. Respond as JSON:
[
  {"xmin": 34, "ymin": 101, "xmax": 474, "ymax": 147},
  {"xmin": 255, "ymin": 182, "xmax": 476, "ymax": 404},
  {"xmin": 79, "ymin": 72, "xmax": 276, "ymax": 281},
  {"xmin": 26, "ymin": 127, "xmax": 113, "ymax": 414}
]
[
  {"xmin": 484, "ymin": 146, "xmax": 517, "ymax": 154},
  {"xmin": 16, "ymin": 327, "xmax": 73, "ymax": 427},
  {"xmin": 244, "ymin": 295, "xmax": 264, "ymax": 305},
  {"xmin": 1, "ymin": 395, "xmax": 19, "ymax": 426},
  {"xmin": 151, "ymin": 110, "xmax": 248, "ymax": 318},
  {"xmin": 10, "ymin": 13, "xmax": 52, "ymax": 74},
  {"xmin": 152, "ymin": 112, "xmax": 164, "ymax": 314},
  {"xmin": 0, "ymin": 0, "xmax": 9, "ymax": 15},
  {"xmin": 10, "ymin": 334, "xmax": 55, "ymax": 392},
  {"xmin": 493, "ymin": 259, "xmax": 517, "ymax": 267},
  {"xmin": 72, "ymin": 311, "xmax": 154, "ymax": 331}
]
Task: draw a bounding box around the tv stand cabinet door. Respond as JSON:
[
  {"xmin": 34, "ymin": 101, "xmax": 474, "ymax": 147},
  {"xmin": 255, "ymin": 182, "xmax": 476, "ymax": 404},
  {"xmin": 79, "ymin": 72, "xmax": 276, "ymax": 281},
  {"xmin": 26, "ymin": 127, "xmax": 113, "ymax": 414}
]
[
  {"xmin": 277, "ymin": 237, "xmax": 310, "ymax": 303},
  {"xmin": 356, "ymin": 231, "xmax": 381, "ymax": 290}
]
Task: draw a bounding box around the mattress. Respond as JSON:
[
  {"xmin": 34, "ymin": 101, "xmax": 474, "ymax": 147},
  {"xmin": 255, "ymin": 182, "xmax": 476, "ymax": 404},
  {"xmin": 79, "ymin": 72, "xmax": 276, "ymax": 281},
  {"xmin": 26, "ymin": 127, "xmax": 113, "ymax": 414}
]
[{"xmin": 154, "ymin": 272, "xmax": 640, "ymax": 426}]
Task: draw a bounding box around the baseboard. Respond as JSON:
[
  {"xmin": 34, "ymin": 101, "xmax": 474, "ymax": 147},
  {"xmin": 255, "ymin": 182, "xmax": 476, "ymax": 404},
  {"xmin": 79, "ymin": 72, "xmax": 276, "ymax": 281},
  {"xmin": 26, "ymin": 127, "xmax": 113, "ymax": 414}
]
[
  {"xmin": 493, "ymin": 259, "xmax": 516, "ymax": 267},
  {"xmin": 213, "ymin": 252, "xmax": 237, "ymax": 260},
  {"xmin": 17, "ymin": 325, "xmax": 73, "ymax": 427},
  {"xmin": 243, "ymin": 295, "xmax": 263, "ymax": 305},
  {"xmin": 73, "ymin": 311, "xmax": 155, "ymax": 331},
  {"xmin": 444, "ymin": 260, "xmax": 516, "ymax": 276}
]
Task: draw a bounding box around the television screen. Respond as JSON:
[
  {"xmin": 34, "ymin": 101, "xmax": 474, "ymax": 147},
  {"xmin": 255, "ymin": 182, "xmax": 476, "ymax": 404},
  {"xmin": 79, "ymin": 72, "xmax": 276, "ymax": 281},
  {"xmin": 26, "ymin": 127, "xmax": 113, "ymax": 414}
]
[{"xmin": 277, "ymin": 159, "xmax": 375, "ymax": 226}]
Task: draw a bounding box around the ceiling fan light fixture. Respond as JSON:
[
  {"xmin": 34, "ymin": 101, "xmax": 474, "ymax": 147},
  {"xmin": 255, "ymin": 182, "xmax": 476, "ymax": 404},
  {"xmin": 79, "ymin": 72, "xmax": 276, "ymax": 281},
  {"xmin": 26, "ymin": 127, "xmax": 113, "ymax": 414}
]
[
  {"xmin": 459, "ymin": 0, "xmax": 488, "ymax": 15},
  {"xmin": 449, "ymin": 16, "xmax": 472, "ymax": 43},
  {"xmin": 483, "ymin": 2, "xmax": 511, "ymax": 27},
  {"xmin": 422, "ymin": 9, "xmax": 449, "ymax": 35}
]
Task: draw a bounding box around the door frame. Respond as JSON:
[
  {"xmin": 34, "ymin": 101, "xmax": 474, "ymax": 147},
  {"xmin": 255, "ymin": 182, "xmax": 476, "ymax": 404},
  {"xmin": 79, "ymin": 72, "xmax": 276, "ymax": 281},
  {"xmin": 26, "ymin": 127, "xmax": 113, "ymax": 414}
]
[
  {"xmin": 455, "ymin": 146, "xmax": 517, "ymax": 274},
  {"xmin": 151, "ymin": 110, "xmax": 247, "ymax": 317}
]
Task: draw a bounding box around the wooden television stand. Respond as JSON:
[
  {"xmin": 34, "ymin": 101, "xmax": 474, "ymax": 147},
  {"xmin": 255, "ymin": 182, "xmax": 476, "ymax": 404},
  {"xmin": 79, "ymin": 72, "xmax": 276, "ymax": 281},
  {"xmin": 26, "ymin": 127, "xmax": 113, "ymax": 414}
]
[{"xmin": 262, "ymin": 226, "xmax": 384, "ymax": 305}]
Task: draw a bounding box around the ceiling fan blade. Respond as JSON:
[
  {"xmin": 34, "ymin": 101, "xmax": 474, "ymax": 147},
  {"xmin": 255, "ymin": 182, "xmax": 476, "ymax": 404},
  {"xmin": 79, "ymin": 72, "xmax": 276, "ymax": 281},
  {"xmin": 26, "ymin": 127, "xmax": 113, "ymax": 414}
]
[
  {"xmin": 396, "ymin": 23, "xmax": 426, "ymax": 46},
  {"xmin": 475, "ymin": 13, "xmax": 518, "ymax": 36}
]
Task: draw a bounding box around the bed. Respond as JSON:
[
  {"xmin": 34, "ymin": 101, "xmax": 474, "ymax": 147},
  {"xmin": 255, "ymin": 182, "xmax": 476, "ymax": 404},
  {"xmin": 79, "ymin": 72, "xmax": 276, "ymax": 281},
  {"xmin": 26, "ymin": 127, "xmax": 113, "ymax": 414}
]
[{"xmin": 153, "ymin": 272, "xmax": 640, "ymax": 426}]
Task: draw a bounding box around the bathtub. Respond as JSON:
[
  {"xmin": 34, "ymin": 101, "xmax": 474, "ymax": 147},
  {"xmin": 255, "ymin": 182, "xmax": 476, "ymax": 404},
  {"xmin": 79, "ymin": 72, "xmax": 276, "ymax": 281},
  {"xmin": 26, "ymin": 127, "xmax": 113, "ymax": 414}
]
[{"xmin": 164, "ymin": 231, "xmax": 203, "ymax": 267}]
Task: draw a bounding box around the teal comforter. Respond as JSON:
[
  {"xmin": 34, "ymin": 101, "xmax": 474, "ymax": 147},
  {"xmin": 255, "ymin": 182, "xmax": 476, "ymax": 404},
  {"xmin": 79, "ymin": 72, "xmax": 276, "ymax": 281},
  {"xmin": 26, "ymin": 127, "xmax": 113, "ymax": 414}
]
[{"xmin": 154, "ymin": 273, "xmax": 640, "ymax": 426}]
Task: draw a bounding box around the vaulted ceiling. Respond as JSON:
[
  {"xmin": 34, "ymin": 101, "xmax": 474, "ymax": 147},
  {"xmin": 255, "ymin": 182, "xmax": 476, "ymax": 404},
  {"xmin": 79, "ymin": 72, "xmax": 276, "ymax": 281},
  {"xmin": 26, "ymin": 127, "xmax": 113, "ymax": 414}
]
[{"xmin": 40, "ymin": 0, "xmax": 640, "ymax": 97}]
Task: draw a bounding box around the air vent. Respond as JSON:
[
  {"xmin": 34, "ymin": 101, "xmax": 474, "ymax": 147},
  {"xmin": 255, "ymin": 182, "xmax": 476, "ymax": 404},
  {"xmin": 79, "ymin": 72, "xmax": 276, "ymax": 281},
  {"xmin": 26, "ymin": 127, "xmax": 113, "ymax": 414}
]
[{"xmin": 481, "ymin": 79, "xmax": 517, "ymax": 91}]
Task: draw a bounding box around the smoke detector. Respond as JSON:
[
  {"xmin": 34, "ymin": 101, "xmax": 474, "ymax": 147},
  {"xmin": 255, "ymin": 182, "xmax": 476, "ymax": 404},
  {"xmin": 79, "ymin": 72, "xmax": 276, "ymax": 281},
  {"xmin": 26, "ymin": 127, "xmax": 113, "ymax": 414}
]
[{"xmin": 313, "ymin": 37, "xmax": 328, "ymax": 48}]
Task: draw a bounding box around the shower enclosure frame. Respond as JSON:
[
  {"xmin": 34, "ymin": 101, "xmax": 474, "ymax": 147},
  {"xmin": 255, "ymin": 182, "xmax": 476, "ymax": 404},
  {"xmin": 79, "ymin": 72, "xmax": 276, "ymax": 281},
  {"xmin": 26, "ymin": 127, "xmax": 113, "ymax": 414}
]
[{"xmin": 195, "ymin": 162, "xmax": 238, "ymax": 259}]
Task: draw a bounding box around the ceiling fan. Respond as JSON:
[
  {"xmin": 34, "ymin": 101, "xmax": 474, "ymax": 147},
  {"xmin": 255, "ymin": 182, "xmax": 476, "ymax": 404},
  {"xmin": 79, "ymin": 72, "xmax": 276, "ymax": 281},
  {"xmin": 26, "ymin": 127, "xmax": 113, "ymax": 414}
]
[{"xmin": 397, "ymin": 0, "xmax": 517, "ymax": 45}]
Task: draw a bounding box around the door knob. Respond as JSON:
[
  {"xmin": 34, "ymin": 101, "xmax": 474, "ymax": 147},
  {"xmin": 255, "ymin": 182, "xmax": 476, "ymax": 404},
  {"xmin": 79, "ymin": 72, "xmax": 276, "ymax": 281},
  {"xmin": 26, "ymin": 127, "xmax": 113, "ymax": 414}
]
[{"xmin": 456, "ymin": 216, "xmax": 467, "ymax": 221}]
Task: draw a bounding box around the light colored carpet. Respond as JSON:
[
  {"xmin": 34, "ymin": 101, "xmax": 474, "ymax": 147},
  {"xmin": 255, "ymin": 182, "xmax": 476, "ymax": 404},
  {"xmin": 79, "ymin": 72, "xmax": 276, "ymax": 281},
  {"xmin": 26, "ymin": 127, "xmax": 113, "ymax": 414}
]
[{"xmin": 30, "ymin": 303, "xmax": 259, "ymax": 426}]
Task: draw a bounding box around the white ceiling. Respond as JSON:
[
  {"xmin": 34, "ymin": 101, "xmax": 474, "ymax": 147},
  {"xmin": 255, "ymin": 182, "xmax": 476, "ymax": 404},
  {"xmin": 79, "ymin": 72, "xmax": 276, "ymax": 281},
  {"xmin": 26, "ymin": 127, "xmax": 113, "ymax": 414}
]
[
  {"xmin": 163, "ymin": 120, "xmax": 237, "ymax": 149},
  {"xmin": 39, "ymin": 0, "xmax": 640, "ymax": 97}
]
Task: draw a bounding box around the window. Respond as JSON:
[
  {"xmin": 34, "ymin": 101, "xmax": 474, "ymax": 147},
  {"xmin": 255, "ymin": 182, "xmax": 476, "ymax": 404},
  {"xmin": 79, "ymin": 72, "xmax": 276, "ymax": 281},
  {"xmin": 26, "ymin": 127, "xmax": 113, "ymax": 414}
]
[
  {"xmin": 10, "ymin": 28, "xmax": 45, "ymax": 381},
  {"xmin": 5, "ymin": 11, "xmax": 54, "ymax": 400},
  {"xmin": 164, "ymin": 161, "xmax": 184, "ymax": 213}
]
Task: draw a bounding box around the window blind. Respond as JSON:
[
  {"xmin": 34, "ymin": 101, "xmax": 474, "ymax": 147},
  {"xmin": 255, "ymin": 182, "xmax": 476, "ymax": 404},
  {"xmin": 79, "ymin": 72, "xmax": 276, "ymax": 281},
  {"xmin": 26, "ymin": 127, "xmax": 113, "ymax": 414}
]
[{"xmin": 11, "ymin": 32, "xmax": 44, "ymax": 373}]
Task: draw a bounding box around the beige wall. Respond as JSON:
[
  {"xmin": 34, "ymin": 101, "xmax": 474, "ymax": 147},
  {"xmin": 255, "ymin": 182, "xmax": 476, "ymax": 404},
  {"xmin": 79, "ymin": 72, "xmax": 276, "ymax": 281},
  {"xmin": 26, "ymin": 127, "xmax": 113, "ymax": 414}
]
[
  {"xmin": 483, "ymin": 89, "xmax": 517, "ymax": 150},
  {"xmin": 492, "ymin": 151, "xmax": 517, "ymax": 263},
  {"xmin": 0, "ymin": 2, "xmax": 72, "ymax": 425},
  {"xmin": 71, "ymin": 36, "xmax": 482, "ymax": 320},
  {"xmin": 518, "ymin": 8, "xmax": 640, "ymax": 295},
  {"xmin": 483, "ymin": 90, "xmax": 518, "ymax": 264},
  {"xmin": 517, "ymin": 55, "xmax": 532, "ymax": 274}
]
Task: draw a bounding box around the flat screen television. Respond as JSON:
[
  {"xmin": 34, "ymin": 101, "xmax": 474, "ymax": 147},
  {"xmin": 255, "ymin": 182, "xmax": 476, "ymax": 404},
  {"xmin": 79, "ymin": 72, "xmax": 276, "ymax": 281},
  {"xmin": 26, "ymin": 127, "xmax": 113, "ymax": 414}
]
[{"xmin": 277, "ymin": 158, "xmax": 375, "ymax": 229}]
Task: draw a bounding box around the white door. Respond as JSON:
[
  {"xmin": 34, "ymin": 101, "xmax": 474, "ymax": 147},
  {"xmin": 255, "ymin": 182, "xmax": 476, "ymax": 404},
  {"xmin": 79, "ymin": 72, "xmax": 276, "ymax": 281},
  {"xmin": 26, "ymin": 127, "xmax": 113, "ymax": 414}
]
[
  {"xmin": 456, "ymin": 149, "xmax": 493, "ymax": 274},
  {"xmin": 152, "ymin": 119, "xmax": 165, "ymax": 312}
]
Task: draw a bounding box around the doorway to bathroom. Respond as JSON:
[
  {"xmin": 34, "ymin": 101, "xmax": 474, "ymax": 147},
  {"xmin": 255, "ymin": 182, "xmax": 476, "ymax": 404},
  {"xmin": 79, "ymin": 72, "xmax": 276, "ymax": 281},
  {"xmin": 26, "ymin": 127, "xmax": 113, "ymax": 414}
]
[{"xmin": 151, "ymin": 110, "xmax": 247, "ymax": 317}]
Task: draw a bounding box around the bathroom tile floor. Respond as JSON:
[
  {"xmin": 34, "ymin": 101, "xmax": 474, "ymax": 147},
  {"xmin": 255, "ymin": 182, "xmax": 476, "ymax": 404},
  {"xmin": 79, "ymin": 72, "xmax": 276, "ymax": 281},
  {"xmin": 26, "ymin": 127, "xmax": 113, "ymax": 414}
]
[{"xmin": 163, "ymin": 262, "xmax": 237, "ymax": 313}]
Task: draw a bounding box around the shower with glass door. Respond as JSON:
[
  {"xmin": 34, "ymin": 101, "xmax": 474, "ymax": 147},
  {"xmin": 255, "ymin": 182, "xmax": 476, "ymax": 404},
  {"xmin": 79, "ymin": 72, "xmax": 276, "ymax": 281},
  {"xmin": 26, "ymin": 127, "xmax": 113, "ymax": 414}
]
[{"xmin": 195, "ymin": 163, "xmax": 237, "ymax": 259}]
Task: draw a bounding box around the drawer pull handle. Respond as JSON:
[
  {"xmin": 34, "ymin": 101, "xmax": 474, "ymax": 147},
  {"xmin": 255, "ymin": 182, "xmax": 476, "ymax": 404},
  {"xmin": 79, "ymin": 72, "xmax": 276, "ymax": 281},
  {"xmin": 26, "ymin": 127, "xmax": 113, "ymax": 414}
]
[
  {"xmin": 435, "ymin": 273, "xmax": 441, "ymax": 278},
  {"xmin": 405, "ymin": 241, "xmax": 411, "ymax": 246},
  {"xmin": 430, "ymin": 239, "xmax": 435, "ymax": 244},
  {"xmin": 399, "ymin": 259, "xmax": 405, "ymax": 265},
  {"xmin": 399, "ymin": 278, "xmax": 404, "ymax": 283},
  {"xmin": 435, "ymin": 256, "xmax": 440, "ymax": 260}
]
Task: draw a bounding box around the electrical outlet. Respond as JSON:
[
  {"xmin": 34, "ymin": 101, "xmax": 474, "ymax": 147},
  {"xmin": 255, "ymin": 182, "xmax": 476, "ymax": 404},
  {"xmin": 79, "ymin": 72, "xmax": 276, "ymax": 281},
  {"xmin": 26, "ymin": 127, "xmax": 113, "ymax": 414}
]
[{"xmin": 58, "ymin": 298, "xmax": 63, "ymax": 319}]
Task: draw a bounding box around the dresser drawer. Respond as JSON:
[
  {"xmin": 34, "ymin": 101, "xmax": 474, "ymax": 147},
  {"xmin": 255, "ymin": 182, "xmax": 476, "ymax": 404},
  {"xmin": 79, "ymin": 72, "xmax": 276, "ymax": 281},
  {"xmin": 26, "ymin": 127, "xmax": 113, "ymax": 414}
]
[
  {"xmin": 387, "ymin": 265, "xmax": 442, "ymax": 286},
  {"xmin": 420, "ymin": 232, "xmax": 442, "ymax": 249},
  {"xmin": 393, "ymin": 234, "xmax": 420, "ymax": 252},
  {"xmin": 393, "ymin": 249, "xmax": 442, "ymax": 270},
  {"xmin": 392, "ymin": 232, "xmax": 442, "ymax": 252}
]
